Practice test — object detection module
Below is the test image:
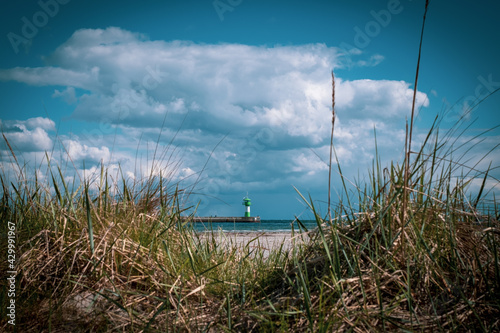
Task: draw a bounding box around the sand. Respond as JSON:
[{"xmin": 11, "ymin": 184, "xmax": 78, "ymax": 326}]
[{"xmin": 198, "ymin": 231, "xmax": 312, "ymax": 257}]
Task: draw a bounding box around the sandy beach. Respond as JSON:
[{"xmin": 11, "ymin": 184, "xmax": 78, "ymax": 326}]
[{"xmin": 198, "ymin": 231, "xmax": 312, "ymax": 257}]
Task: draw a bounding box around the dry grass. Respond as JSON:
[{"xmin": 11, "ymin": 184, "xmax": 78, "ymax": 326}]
[
  {"xmin": 1, "ymin": 109, "xmax": 499, "ymax": 332},
  {"xmin": 1, "ymin": 2, "xmax": 499, "ymax": 332}
]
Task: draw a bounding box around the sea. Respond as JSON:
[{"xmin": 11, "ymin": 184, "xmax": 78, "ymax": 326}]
[{"xmin": 185, "ymin": 219, "xmax": 319, "ymax": 233}]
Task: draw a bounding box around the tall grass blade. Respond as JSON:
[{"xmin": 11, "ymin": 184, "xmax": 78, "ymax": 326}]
[{"xmin": 84, "ymin": 183, "xmax": 95, "ymax": 257}]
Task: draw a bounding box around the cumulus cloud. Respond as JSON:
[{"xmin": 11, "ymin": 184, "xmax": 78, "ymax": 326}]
[
  {"xmin": 0, "ymin": 27, "xmax": 442, "ymax": 215},
  {"xmin": 0, "ymin": 27, "xmax": 428, "ymax": 144},
  {"xmin": 62, "ymin": 139, "xmax": 111, "ymax": 164},
  {"xmin": 336, "ymin": 79, "xmax": 429, "ymax": 119},
  {"xmin": 0, "ymin": 117, "xmax": 55, "ymax": 152},
  {"xmin": 24, "ymin": 117, "xmax": 56, "ymax": 131}
]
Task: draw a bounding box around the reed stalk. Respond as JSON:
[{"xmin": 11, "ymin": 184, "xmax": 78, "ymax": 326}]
[
  {"xmin": 404, "ymin": 0, "xmax": 430, "ymax": 225},
  {"xmin": 1, "ymin": 1, "xmax": 499, "ymax": 331},
  {"xmin": 328, "ymin": 71, "xmax": 336, "ymax": 224}
]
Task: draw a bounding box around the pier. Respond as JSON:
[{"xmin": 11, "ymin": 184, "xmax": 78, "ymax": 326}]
[
  {"xmin": 182, "ymin": 216, "xmax": 261, "ymax": 223},
  {"xmin": 182, "ymin": 194, "xmax": 260, "ymax": 223}
]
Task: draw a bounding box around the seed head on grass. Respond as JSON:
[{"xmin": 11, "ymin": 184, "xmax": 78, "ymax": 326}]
[{"xmin": 328, "ymin": 71, "xmax": 336, "ymax": 224}]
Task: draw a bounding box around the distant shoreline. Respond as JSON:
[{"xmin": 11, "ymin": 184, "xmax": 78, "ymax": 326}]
[{"xmin": 186, "ymin": 219, "xmax": 319, "ymax": 233}]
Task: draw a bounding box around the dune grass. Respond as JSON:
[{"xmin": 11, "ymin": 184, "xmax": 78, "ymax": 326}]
[
  {"xmin": 0, "ymin": 110, "xmax": 498, "ymax": 332},
  {"xmin": 1, "ymin": 2, "xmax": 500, "ymax": 331}
]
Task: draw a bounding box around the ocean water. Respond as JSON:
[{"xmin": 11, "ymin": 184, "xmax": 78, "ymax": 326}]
[{"xmin": 186, "ymin": 219, "xmax": 319, "ymax": 233}]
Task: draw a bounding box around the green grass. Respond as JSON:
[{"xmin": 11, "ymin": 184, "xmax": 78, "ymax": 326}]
[
  {"xmin": 1, "ymin": 3, "xmax": 499, "ymax": 331},
  {"xmin": 1, "ymin": 108, "xmax": 499, "ymax": 332}
]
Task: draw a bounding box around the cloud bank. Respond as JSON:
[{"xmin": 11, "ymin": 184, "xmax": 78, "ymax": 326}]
[{"xmin": 0, "ymin": 27, "xmax": 440, "ymax": 216}]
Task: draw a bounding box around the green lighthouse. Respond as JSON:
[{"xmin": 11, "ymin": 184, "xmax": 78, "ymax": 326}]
[{"xmin": 242, "ymin": 195, "xmax": 252, "ymax": 217}]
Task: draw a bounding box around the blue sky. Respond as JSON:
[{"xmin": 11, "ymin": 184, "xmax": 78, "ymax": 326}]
[{"xmin": 1, "ymin": 0, "xmax": 499, "ymax": 219}]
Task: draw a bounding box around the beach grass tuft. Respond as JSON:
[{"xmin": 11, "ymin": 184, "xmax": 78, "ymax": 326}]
[{"xmin": 1, "ymin": 1, "xmax": 499, "ymax": 331}]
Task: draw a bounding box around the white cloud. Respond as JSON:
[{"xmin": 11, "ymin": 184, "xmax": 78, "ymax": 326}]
[
  {"xmin": 0, "ymin": 117, "xmax": 54, "ymax": 152},
  {"xmin": 355, "ymin": 54, "xmax": 385, "ymax": 67},
  {"xmin": 1, "ymin": 27, "xmax": 462, "ymax": 216},
  {"xmin": 0, "ymin": 27, "xmax": 426, "ymax": 144},
  {"xmin": 62, "ymin": 139, "xmax": 111, "ymax": 163},
  {"xmin": 291, "ymin": 151, "xmax": 329, "ymax": 175},
  {"xmin": 180, "ymin": 167, "xmax": 196, "ymax": 178},
  {"xmin": 336, "ymin": 79, "xmax": 429, "ymax": 119},
  {"xmin": 53, "ymin": 87, "xmax": 77, "ymax": 104},
  {"xmin": 0, "ymin": 66, "xmax": 99, "ymax": 88},
  {"xmin": 24, "ymin": 117, "xmax": 56, "ymax": 131}
]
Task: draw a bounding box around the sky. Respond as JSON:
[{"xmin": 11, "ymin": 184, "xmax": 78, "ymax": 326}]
[{"xmin": 1, "ymin": 0, "xmax": 499, "ymax": 219}]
